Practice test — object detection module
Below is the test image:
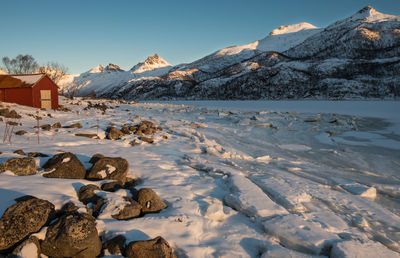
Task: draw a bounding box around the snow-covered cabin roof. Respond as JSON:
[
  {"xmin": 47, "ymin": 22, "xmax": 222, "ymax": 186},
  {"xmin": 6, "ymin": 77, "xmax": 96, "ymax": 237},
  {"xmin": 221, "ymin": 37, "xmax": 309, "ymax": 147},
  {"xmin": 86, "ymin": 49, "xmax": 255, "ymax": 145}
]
[{"xmin": 0, "ymin": 74, "xmax": 46, "ymax": 89}]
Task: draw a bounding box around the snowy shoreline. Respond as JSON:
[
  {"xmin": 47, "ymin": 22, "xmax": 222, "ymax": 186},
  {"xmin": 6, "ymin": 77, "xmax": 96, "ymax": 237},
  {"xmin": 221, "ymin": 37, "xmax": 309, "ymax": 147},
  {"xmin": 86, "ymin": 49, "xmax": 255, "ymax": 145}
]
[{"xmin": 0, "ymin": 98, "xmax": 400, "ymax": 257}]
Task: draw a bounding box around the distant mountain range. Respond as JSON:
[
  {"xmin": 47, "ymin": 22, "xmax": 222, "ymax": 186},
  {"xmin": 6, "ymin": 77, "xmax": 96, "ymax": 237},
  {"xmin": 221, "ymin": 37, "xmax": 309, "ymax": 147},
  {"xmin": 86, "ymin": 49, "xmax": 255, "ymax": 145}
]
[{"xmin": 59, "ymin": 6, "xmax": 400, "ymax": 100}]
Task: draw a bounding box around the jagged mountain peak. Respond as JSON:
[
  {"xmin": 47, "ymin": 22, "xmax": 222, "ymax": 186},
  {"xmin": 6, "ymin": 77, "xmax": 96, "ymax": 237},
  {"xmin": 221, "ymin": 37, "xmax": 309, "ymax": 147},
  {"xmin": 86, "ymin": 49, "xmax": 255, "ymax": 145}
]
[
  {"xmin": 340, "ymin": 5, "xmax": 398, "ymax": 24},
  {"xmin": 130, "ymin": 54, "xmax": 171, "ymax": 74},
  {"xmin": 143, "ymin": 54, "xmax": 170, "ymax": 66},
  {"xmin": 105, "ymin": 63, "xmax": 124, "ymax": 72},
  {"xmin": 89, "ymin": 64, "xmax": 105, "ymax": 73},
  {"xmin": 269, "ymin": 22, "xmax": 319, "ymax": 36},
  {"xmin": 358, "ymin": 5, "xmax": 376, "ymax": 14}
]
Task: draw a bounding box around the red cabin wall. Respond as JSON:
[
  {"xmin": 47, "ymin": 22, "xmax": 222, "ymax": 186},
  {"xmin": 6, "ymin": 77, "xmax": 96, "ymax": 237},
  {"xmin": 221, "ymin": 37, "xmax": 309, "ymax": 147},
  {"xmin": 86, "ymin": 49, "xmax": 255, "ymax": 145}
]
[
  {"xmin": 32, "ymin": 76, "xmax": 59, "ymax": 109},
  {"xmin": 0, "ymin": 89, "xmax": 5, "ymax": 102},
  {"xmin": 3, "ymin": 88, "xmax": 33, "ymax": 107}
]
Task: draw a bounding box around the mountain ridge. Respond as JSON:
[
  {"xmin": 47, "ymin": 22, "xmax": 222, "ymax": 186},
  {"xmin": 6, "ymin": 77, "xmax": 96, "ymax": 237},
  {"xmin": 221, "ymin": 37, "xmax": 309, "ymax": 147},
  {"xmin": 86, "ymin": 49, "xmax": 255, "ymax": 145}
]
[{"xmin": 59, "ymin": 6, "xmax": 400, "ymax": 100}]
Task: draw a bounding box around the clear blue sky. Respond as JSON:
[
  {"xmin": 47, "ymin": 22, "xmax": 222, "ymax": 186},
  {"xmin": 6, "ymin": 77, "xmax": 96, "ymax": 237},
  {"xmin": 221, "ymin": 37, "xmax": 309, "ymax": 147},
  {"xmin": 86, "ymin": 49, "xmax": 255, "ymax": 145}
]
[{"xmin": 0, "ymin": 0, "xmax": 399, "ymax": 74}]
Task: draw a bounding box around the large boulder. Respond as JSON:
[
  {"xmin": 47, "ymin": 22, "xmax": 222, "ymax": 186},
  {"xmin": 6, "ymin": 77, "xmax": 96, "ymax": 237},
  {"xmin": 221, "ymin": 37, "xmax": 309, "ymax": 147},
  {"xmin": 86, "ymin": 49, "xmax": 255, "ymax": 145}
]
[
  {"xmin": 41, "ymin": 212, "xmax": 102, "ymax": 258},
  {"xmin": 135, "ymin": 188, "xmax": 167, "ymax": 214},
  {"xmin": 125, "ymin": 236, "xmax": 176, "ymax": 258},
  {"xmin": 42, "ymin": 152, "xmax": 86, "ymax": 179},
  {"xmin": 4, "ymin": 157, "xmax": 36, "ymax": 176},
  {"xmin": 106, "ymin": 127, "xmax": 124, "ymax": 140},
  {"xmin": 0, "ymin": 196, "xmax": 55, "ymax": 251},
  {"xmin": 86, "ymin": 157, "xmax": 129, "ymax": 183},
  {"xmin": 111, "ymin": 197, "xmax": 142, "ymax": 220}
]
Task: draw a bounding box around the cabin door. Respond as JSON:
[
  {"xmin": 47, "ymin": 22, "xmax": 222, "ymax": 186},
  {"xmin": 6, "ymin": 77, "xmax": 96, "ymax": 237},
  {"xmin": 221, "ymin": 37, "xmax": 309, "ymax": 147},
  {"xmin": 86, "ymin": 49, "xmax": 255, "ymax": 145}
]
[{"xmin": 40, "ymin": 90, "xmax": 52, "ymax": 109}]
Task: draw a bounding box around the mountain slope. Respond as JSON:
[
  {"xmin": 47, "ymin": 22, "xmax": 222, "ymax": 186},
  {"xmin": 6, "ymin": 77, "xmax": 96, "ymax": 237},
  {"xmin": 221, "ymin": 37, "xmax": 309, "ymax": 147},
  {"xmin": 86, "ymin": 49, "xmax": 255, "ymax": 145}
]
[{"xmin": 60, "ymin": 6, "xmax": 400, "ymax": 100}]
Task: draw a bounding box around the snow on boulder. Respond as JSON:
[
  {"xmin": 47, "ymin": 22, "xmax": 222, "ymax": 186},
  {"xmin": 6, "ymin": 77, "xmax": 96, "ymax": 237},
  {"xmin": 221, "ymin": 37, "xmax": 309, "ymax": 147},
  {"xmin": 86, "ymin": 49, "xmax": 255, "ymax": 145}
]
[
  {"xmin": 263, "ymin": 214, "xmax": 341, "ymax": 255},
  {"xmin": 3, "ymin": 157, "xmax": 36, "ymax": 176},
  {"xmin": 330, "ymin": 240, "xmax": 400, "ymax": 258},
  {"xmin": 0, "ymin": 196, "xmax": 55, "ymax": 252},
  {"xmin": 86, "ymin": 157, "xmax": 129, "ymax": 183},
  {"xmin": 11, "ymin": 236, "xmax": 41, "ymax": 258},
  {"xmin": 42, "ymin": 152, "xmax": 86, "ymax": 179},
  {"xmin": 135, "ymin": 188, "xmax": 167, "ymax": 214}
]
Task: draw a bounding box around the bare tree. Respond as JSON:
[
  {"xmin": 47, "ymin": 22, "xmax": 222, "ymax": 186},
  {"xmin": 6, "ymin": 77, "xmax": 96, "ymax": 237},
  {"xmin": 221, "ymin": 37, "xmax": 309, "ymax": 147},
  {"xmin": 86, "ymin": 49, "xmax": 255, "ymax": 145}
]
[
  {"xmin": 2, "ymin": 54, "xmax": 39, "ymax": 74},
  {"xmin": 36, "ymin": 62, "xmax": 68, "ymax": 83}
]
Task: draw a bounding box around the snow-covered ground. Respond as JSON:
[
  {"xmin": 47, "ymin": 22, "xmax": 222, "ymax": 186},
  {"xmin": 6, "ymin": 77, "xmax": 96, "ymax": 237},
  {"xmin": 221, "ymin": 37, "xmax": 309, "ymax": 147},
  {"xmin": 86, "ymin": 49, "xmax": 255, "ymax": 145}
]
[{"xmin": 0, "ymin": 98, "xmax": 400, "ymax": 257}]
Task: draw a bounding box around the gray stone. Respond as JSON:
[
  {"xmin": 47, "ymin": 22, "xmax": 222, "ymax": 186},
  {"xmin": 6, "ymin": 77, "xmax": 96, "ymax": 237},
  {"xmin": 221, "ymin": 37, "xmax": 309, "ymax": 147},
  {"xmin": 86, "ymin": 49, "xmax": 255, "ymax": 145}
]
[
  {"xmin": 78, "ymin": 184, "xmax": 101, "ymax": 205},
  {"xmin": 89, "ymin": 153, "xmax": 105, "ymax": 164},
  {"xmin": 78, "ymin": 185, "xmax": 104, "ymax": 218},
  {"xmin": 120, "ymin": 126, "xmax": 131, "ymax": 135},
  {"xmin": 52, "ymin": 122, "xmax": 62, "ymax": 128},
  {"xmin": 27, "ymin": 152, "xmax": 49, "ymax": 158},
  {"xmin": 0, "ymin": 196, "xmax": 55, "ymax": 251},
  {"xmin": 4, "ymin": 157, "xmax": 36, "ymax": 176},
  {"xmin": 107, "ymin": 127, "xmax": 124, "ymax": 140},
  {"xmin": 15, "ymin": 130, "xmax": 27, "ymax": 136},
  {"xmin": 135, "ymin": 188, "xmax": 167, "ymax": 214},
  {"xmin": 40, "ymin": 124, "xmax": 51, "ymax": 131},
  {"xmin": 75, "ymin": 133, "xmax": 99, "ymax": 139},
  {"xmin": 42, "ymin": 152, "xmax": 86, "ymax": 179},
  {"xmin": 63, "ymin": 123, "xmax": 82, "ymax": 129},
  {"xmin": 101, "ymin": 181, "xmax": 124, "ymax": 192},
  {"xmin": 103, "ymin": 235, "xmax": 126, "ymax": 255},
  {"xmin": 86, "ymin": 157, "xmax": 129, "ymax": 183},
  {"xmin": 41, "ymin": 212, "xmax": 102, "ymax": 258},
  {"xmin": 138, "ymin": 136, "xmax": 154, "ymax": 144},
  {"xmin": 13, "ymin": 150, "xmax": 25, "ymax": 156},
  {"xmin": 111, "ymin": 197, "xmax": 142, "ymax": 220},
  {"xmin": 125, "ymin": 236, "xmax": 176, "ymax": 258}
]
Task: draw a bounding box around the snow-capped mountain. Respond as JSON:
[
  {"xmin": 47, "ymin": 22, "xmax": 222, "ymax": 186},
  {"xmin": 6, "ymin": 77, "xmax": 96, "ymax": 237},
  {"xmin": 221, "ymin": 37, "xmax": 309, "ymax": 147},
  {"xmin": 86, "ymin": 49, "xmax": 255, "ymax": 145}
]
[
  {"xmin": 130, "ymin": 54, "xmax": 171, "ymax": 74},
  {"xmin": 59, "ymin": 6, "xmax": 400, "ymax": 100}
]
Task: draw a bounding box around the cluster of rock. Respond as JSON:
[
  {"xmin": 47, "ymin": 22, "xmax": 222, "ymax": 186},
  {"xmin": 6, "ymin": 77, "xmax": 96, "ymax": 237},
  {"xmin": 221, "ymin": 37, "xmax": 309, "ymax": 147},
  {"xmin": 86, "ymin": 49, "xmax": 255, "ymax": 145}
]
[
  {"xmin": 83, "ymin": 101, "xmax": 109, "ymax": 112},
  {"xmin": 0, "ymin": 151, "xmax": 173, "ymax": 257},
  {"xmin": 0, "ymin": 196, "xmax": 174, "ymax": 257},
  {"xmin": 106, "ymin": 120, "xmax": 163, "ymax": 144},
  {"xmin": 79, "ymin": 184, "xmax": 167, "ymax": 220},
  {"xmin": 0, "ymin": 107, "xmax": 21, "ymax": 119}
]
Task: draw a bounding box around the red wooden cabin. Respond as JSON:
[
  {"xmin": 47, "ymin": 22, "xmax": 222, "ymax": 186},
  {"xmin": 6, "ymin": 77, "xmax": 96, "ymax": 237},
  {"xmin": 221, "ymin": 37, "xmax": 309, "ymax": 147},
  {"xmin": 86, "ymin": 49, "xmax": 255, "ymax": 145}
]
[{"xmin": 0, "ymin": 74, "xmax": 58, "ymax": 109}]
